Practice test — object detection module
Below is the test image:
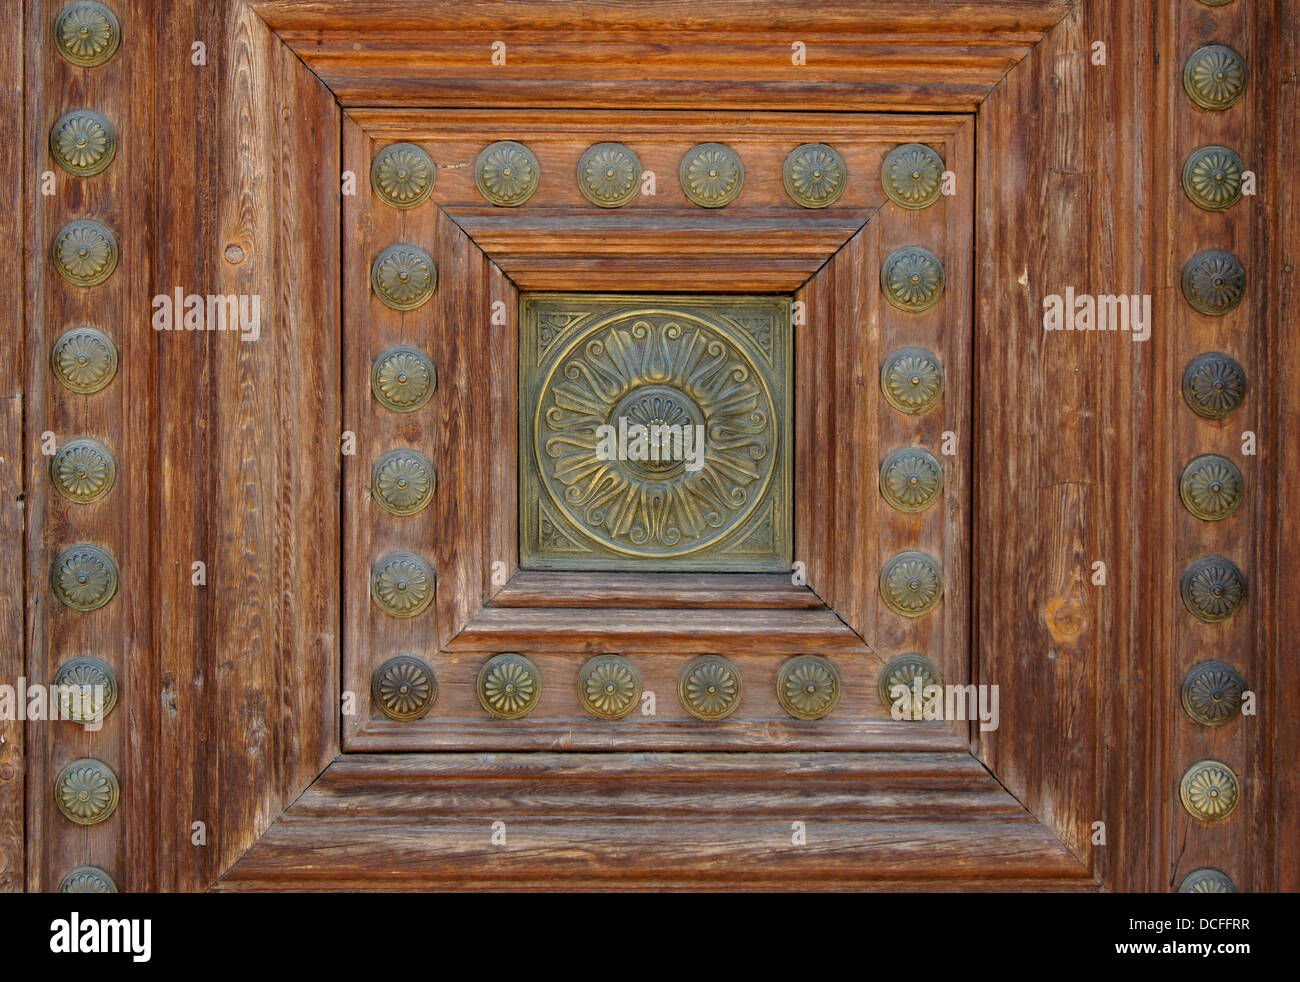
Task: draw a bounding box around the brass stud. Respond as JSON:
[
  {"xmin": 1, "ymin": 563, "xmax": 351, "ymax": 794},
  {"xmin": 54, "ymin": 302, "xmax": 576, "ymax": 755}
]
[
  {"xmin": 370, "ymin": 142, "xmax": 436, "ymax": 209},
  {"xmin": 59, "ymin": 865, "xmax": 118, "ymax": 893},
  {"xmin": 371, "ymin": 449, "xmax": 435, "ymax": 516},
  {"xmin": 370, "ymin": 344, "xmax": 436, "ymax": 413},
  {"xmin": 1180, "ymin": 555, "xmax": 1246, "ymax": 622},
  {"xmin": 50, "ymin": 544, "xmax": 118, "ymax": 612},
  {"xmin": 1181, "ymin": 660, "xmax": 1245, "ymax": 727},
  {"xmin": 577, "ymin": 654, "xmax": 642, "ymax": 720},
  {"xmin": 679, "ymin": 143, "xmax": 744, "ymax": 208},
  {"xmin": 54, "ymin": 758, "xmax": 119, "ymax": 825},
  {"xmin": 49, "ymin": 109, "xmax": 117, "ymax": 177},
  {"xmin": 1182, "ymin": 145, "xmax": 1245, "ymax": 211},
  {"xmin": 1179, "ymin": 759, "xmax": 1240, "ymax": 822},
  {"xmin": 1182, "ymin": 249, "xmax": 1246, "ymax": 316},
  {"xmin": 577, "ymin": 142, "xmax": 642, "ymax": 208},
  {"xmin": 53, "ymin": 2, "xmax": 121, "ymax": 67},
  {"xmin": 477, "ymin": 652, "xmax": 542, "ymax": 719},
  {"xmin": 1183, "ymin": 45, "xmax": 1247, "ymax": 111},
  {"xmin": 1195, "ymin": 0, "xmax": 1236, "ymax": 6},
  {"xmin": 880, "ymin": 143, "xmax": 945, "ymax": 210},
  {"xmin": 879, "ymin": 551, "xmax": 943, "ymax": 617},
  {"xmin": 371, "ymin": 655, "xmax": 437, "ymax": 721},
  {"xmin": 879, "ymin": 447, "xmax": 943, "ymax": 513},
  {"xmin": 53, "ymin": 219, "xmax": 118, "ymax": 287},
  {"xmin": 1179, "ymin": 454, "xmax": 1243, "ymax": 522},
  {"xmin": 783, "ymin": 142, "xmax": 847, "ymax": 209},
  {"xmin": 1182, "ymin": 352, "xmax": 1247, "ymax": 419},
  {"xmin": 369, "ymin": 551, "xmax": 434, "ymax": 618},
  {"xmin": 50, "ymin": 437, "xmax": 116, "ymax": 503},
  {"xmin": 776, "ymin": 654, "xmax": 841, "ymax": 720},
  {"xmin": 678, "ymin": 654, "xmax": 743, "ymax": 720},
  {"xmin": 878, "ymin": 653, "xmax": 943, "ymax": 719},
  {"xmin": 880, "ymin": 246, "xmax": 945, "ymax": 312},
  {"xmin": 53, "ymin": 655, "xmax": 119, "ymax": 722},
  {"xmin": 475, "ymin": 140, "xmax": 540, "ymax": 207},
  {"xmin": 51, "ymin": 326, "xmax": 117, "ymax": 394},
  {"xmin": 880, "ymin": 347, "xmax": 945, "ymax": 414},
  {"xmin": 1179, "ymin": 868, "xmax": 1236, "ymax": 893},
  {"xmin": 371, "ymin": 244, "xmax": 436, "ymax": 311}
]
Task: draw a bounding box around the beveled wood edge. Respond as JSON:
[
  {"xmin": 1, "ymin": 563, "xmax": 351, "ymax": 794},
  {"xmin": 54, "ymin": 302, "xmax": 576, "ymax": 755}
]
[
  {"xmin": 493, "ymin": 571, "xmax": 825, "ymax": 608},
  {"xmin": 213, "ymin": 751, "xmax": 1096, "ymax": 891}
]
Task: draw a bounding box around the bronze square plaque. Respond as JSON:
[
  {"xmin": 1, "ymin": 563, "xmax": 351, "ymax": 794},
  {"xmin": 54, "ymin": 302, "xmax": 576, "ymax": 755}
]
[{"xmin": 520, "ymin": 294, "xmax": 793, "ymax": 571}]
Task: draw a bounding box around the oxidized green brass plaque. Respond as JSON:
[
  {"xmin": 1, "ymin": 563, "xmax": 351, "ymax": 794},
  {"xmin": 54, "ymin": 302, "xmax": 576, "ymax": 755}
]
[{"xmin": 520, "ymin": 294, "xmax": 792, "ymax": 571}]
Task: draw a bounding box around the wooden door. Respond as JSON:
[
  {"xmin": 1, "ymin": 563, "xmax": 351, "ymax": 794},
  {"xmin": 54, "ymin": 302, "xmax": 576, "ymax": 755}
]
[{"xmin": 5, "ymin": 0, "xmax": 1296, "ymax": 892}]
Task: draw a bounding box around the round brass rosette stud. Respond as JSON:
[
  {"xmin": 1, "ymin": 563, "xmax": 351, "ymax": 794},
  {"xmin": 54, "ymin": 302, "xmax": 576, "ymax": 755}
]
[
  {"xmin": 577, "ymin": 654, "xmax": 642, "ymax": 720},
  {"xmin": 51, "ymin": 326, "xmax": 117, "ymax": 394},
  {"xmin": 54, "ymin": 758, "xmax": 119, "ymax": 826},
  {"xmin": 880, "ymin": 143, "xmax": 944, "ymax": 209},
  {"xmin": 370, "ymin": 142, "xmax": 435, "ymax": 209},
  {"xmin": 371, "ymin": 244, "xmax": 436, "ymax": 311},
  {"xmin": 879, "ymin": 551, "xmax": 943, "ymax": 618},
  {"xmin": 478, "ymin": 652, "xmax": 542, "ymax": 719},
  {"xmin": 371, "ymin": 344, "xmax": 436, "ymax": 413},
  {"xmin": 877, "ymin": 653, "xmax": 943, "ymax": 720},
  {"xmin": 1179, "ymin": 868, "xmax": 1236, "ymax": 893},
  {"xmin": 1179, "ymin": 454, "xmax": 1243, "ymax": 522},
  {"xmin": 50, "ymin": 544, "xmax": 118, "ymax": 612},
  {"xmin": 1180, "ymin": 659, "xmax": 1245, "ymax": 727},
  {"xmin": 54, "ymin": 2, "xmax": 121, "ymax": 67},
  {"xmin": 371, "ymin": 449, "xmax": 435, "ymax": 516},
  {"xmin": 783, "ymin": 142, "xmax": 847, "ymax": 209},
  {"xmin": 1182, "ymin": 249, "xmax": 1246, "ymax": 316},
  {"xmin": 776, "ymin": 654, "xmax": 841, "ymax": 720},
  {"xmin": 678, "ymin": 654, "xmax": 743, "ymax": 720},
  {"xmin": 59, "ymin": 866, "xmax": 118, "ymax": 893},
  {"xmin": 371, "ymin": 654, "xmax": 437, "ymax": 721},
  {"xmin": 53, "ymin": 219, "xmax": 118, "ymax": 287},
  {"xmin": 50, "ymin": 437, "xmax": 116, "ymax": 503},
  {"xmin": 369, "ymin": 551, "xmax": 434, "ymax": 618},
  {"xmin": 1182, "ymin": 352, "xmax": 1247, "ymax": 419},
  {"xmin": 1180, "ymin": 555, "xmax": 1246, "ymax": 622},
  {"xmin": 577, "ymin": 142, "xmax": 642, "ymax": 208},
  {"xmin": 679, "ymin": 143, "xmax": 744, "ymax": 208},
  {"xmin": 53, "ymin": 655, "xmax": 119, "ymax": 722},
  {"xmin": 880, "ymin": 347, "xmax": 944, "ymax": 414},
  {"xmin": 880, "ymin": 246, "xmax": 945, "ymax": 312},
  {"xmin": 1182, "ymin": 145, "xmax": 1245, "ymax": 211},
  {"xmin": 50, "ymin": 109, "xmax": 117, "ymax": 177},
  {"xmin": 879, "ymin": 446, "xmax": 943, "ymax": 514},
  {"xmin": 1183, "ymin": 45, "xmax": 1247, "ymax": 111},
  {"xmin": 1179, "ymin": 759, "xmax": 1240, "ymax": 822},
  {"xmin": 475, "ymin": 140, "xmax": 540, "ymax": 207}
]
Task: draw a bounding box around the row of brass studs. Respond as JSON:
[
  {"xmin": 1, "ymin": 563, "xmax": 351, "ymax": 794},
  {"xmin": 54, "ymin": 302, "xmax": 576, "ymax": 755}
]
[
  {"xmin": 372, "ymin": 652, "xmax": 945, "ymax": 723},
  {"xmin": 1174, "ymin": 2, "xmax": 1245, "ymax": 891},
  {"xmin": 49, "ymin": 2, "xmax": 123, "ymax": 895},
  {"xmin": 371, "ymin": 140, "xmax": 946, "ymax": 212}
]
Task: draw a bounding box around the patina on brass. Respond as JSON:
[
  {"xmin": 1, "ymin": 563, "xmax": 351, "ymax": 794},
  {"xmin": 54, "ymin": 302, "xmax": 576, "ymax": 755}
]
[
  {"xmin": 879, "ymin": 551, "xmax": 943, "ymax": 617},
  {"xmin": 52, "ymin": 326, "xmax": 118, "ymax": 394},
  {"xmin": 54, "ymin": 758, "xmax": 119, "ymax": 826},
  {"xmin": 53, "ymin": 2, "xmax": 120, "ymax": 67},
  {"xmin": 371, "ymin": 654, "xmax": 437, "ymax": 720},
  {"xmin": 783, "ymin": 143, "xmax": 847, "ymax": 209},
  {"xmin": 1179, "ymin": 759, "xmax": 1240, "ymax": 822},
  {"xmin": 59, "ymin": 866, "xmax": 118, "ymax": 893},
  {"xmin": 776, "ymin": 654, "xmax": 841, "ymax": 720},
  {"xmin": 51, "ymin": 544, "xmax": 118, "ymax": 612},
  {"xmin": 1181, "ymin": 660, "xmax": 1245, "ymax": 727},
  {"xmin": 477, "ymin": 653, "xmax": 542, "ymax": 719},
  {"xmin": 881, "ymin": 246, "xmax": 945, "ymax": 312},
  {"xmin": 679, "ymin": 655, "xmax": 743, "ymax": 720},
  {"xmin": 371, "ymin": 449, "xmax": 435, "ymax": 516},
  {"xmin": 577, "ymin": 654, "xmax": 642, "ymax": 720},
  {"xmin": 475, "ymin": 141, "xmax": 540, "ymax": 206},
  {"xmin": 1179, "ymin": 868, "xmax": 1236, "ymax": 893},
  {"xmin": 680, "ymin": 143, "xmax": 744, "ymax": 207},
  {"xmin": 520, "ymin": 294, "xmax": 792, "ymax": 571},
  {"xmin": 53, "ymin": 655, "xmax": 119, "ymax": 722},
  {"xmin": 880, "ymin": 143, "xmax": 945, "ymax": 210},
  {"xmin": 50, "ymin": 109, "xmax": 117, "ymax": 177},
  {"xmin": 50, "ymin": 437, "xmax": 116, "ymax": 503},
  {"xmin": 879, "ymin": 446, "xmax": 943, "ymax": 513},
  {"xmin": 369, "ymin": 551, "xmax": 434, "ymax": 618},
  {"xmin": 370, "ymin": 142, "xmax": 435, "ymax": 209},
  {"xmin": 53, "ymin": 219, "xmax": 118, "ymax": 287},
  {"xmin": 1179, "ymin": 454, "xmax": 1243, "ymax": 522},
  {"xmin": 1181, "ymin": 145, "xmax": 1245, "ymax": 211},
  {"xmin": 877, "ymin": 653, "xmax": 943, "ymax": 720},
  {"xmin": 1180, "ymin": 555, "xmax": 1246, "ymax": 622},
  {"xmin": 577, "ymin": 142, "xmax": 642, "ymax": 208},
  {"xmin": 371, "ymin": 244, "xmax": 436, "ymax": 310},
  {"xmin": 371, "ymin": 344, "xmax": 435, "ymax": 412},
  {"xmin": 1182, "ymin": 352, "xmax": 1247, "ymax": 419},
  {"xmin": 1183, "ymin": 45, "xmax": 1247, "ymax": 111},
  {"xmin": 1182, "ymin": 249, "xmax": 1246, "ymax": 316},
  {"xmin": 880, "ymin": 346, "xmax": 944, "ymax": 415}
]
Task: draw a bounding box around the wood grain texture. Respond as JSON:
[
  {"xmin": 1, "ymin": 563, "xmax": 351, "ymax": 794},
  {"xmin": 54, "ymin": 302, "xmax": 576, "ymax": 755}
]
[
  {"xmin": 249, "ymin": 0, "xmax": 1072, "ymax": 111},
  {"xmin": 215, "ymin": 752, "xmax": 1093, "ymax": 891},
  {"xmin": 493, "ymin": 572, "xmax": 825, "ymax": 608},
  {"xmin": 0, "ymin": 0, "xmax": 23, "ymax": 894}
]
